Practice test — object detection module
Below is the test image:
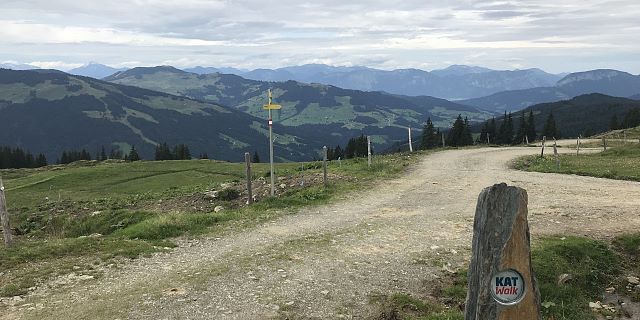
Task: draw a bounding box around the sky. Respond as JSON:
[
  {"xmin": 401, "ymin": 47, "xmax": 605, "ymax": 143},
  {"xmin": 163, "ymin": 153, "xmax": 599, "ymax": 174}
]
[{"xmin": 1, "ymin": 0, "xmax": 639, "ymax": 74}]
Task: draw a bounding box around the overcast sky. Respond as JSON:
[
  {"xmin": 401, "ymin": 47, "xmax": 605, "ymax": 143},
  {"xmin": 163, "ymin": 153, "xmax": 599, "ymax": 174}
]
[{"xmin": 1, "ymin": 0, "xmax": 639, "ymax": 73}]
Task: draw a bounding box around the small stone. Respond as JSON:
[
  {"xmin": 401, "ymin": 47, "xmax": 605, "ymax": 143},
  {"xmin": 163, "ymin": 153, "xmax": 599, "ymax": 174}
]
[
  {"xmin": 214, "ymin": 206, "xmax": 224, "ymax": 213},
  {"xmin": 320, "ymin": 290, "xmax": 329, "ymax": 296},
  {"xmin": 279, "ymin": 183, "xmax": 287, "ymax": 189},
  {"xmin": 589, "ymin": 301, "xmax": 603, "ymax": 309},
  {"xmin": 557, "ymin": 273, "xmax": 573, "ymax": 285},
  {"xmin": 628, "ymin": 276, "xmax": 640, "ymax": 285},
  {"xmin": 78, "ymin": 275, "xmax": 94, "ymax": 280},
  {"xmin": 285, "ymin": 301, "xmax": 294, "ymax": 306},
  {"xmin": 605, "ymin": 287, "xmax": 616, "ymax": 293}
]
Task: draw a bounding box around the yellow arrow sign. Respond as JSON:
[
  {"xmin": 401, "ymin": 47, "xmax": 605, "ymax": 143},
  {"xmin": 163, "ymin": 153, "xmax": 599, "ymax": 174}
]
[{"xmin": 263, "ymin": 103, "xmax": 282, "ymax": 110}]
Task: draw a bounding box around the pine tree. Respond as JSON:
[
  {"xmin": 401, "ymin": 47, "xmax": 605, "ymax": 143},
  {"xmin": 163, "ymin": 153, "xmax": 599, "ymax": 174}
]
[
  {"xmin": 420, "ymin": 118, "xmax": 438, "ymax": 149},
  {"xmin": 610, "ymin": 115, "xmax": 619, "ymax": 130},
  {"xmin": 504, "ymin": 112, "xmax": 514, "ymax": 145},
  {"xmin": 526, "ymin": 111, "xmax": 537, "ymax": 143},
  {"xmin": 100, "ymin": 146, "xmax": 107, "ymax": 161},
  {"xmin": 334, "ymin": 145, "xmax": 344, "ymax": 159},
  {"xmin": 514, "ymin": 111, "xmax": 527, "ymax": 144},
  {"xmin": 488, "ymin": 118, "xmax": 497, "ymax": 144},
  {"xmin": 252, "ymin": 151, "xmax": 261, "ymax": 163},
  {"xmin": 199, "ymin": 153, "xmax": 209, "ymax": 159},
  {"xmin": 461, "ymin": 117, "xmax": 474, "ymax": 146},
  {"xmin": 446, "ymin": 115, "xmax": 466, "ymax": 147},
  {"xmin": 128, "ymin": 145, "xmax": 141, "ymax": 161},
  {"xmin": 543, "ymin": 112, "xmax": 558, "ymax": 139},
  {"xmin": 479, "ymin": 122, "xmax": 489, "ymax": 144},
  {"xmin": 35, "ymin": 154, "xmax": 47, "ymax": 167}
]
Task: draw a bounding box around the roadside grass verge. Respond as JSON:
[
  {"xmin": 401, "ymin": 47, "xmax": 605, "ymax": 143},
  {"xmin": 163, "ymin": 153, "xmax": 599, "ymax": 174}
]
[
  {"xmin": 0, "ymin": 151, "xmax": 424, "ymax": 297},
  {"xmin": 514, "ymin": 144, "xmax": 640, "ymax": 181},
  {"xmin": 377, "ymin": 235, "xmax": 634, "ymax": 320}
]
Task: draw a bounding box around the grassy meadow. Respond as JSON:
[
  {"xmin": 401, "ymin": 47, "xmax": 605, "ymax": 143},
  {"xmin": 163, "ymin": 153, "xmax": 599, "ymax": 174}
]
[
  {"xmin": 0, "ymin": 152, "xmax": 421, "ymax": 297},
  {"xmin": 515, "ymin": 143, "xmax": 640, "ymax": 181}
]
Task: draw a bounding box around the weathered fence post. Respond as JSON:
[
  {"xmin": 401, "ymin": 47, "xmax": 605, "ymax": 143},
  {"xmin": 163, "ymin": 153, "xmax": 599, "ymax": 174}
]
[
  {"xmin": 465, "ymin": 183, "xmax": 541, "ymax": 320},
  {"xmin": 244, "ymin": 152, "xmax": 253, "ymax": 204},
  {"xmin": 553, "ymin": 138, "xmax": 559, "ymax": 169},
  {"xmin": 603, "ymin": 137, "xmax": 607, "ymax": 151},
  {"xmin": 525, "ymin": 135, "xmax": 529, "ymax": 145},
  {"xmin": 624, "ymin": 131, "xmax": 627, "ymax": 144},
  {"xmin": 0, "ymin": 177, "xmax": 13, "ymax": 247},
  {"xmin": 367, "ymin": 136, "xmax": 372, "ymax": 168},
  {"xmin": 322, "ymin": 146, "xmax": 328, "ymax": 187},
  {"xmin": 576, "ymin": 137, "xmax": 581, "ymax": 156},
  {"xmin": 408, "ymin": 127, "xmax": 413, "ymax": 152},
  {"xmin": 487, "ymin": 133, "xmax": 490, "ymax": 145},
  {"xmin": 540, "ymin": 136, "xmax": 546, "ymax": 158},
  {"xmin": 442, "ymin": 133, "xmax": 446, "ymax": 148}
]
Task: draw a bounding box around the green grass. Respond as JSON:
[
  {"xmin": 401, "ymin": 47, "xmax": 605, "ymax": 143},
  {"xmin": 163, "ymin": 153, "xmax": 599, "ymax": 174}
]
[
  {"xmin": 0, "ymin": 151, "xmax": 422, "ymax": 297},
  {"xmin": 514, "ymin": 144, "xmax": 640, "ymax": 181},
  {"xmin": 376, "ymin": 235, "xmax": 632, "ymax": 320}
]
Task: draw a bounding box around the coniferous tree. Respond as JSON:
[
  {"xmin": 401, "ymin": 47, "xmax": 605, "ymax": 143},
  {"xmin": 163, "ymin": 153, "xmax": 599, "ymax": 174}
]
[
  {"xmin": 199, "ymin": 153, "xmax": 209, "ymax": 159},
  {"xmin": 504, "ymin": 112, "xmax": 514, "ymax": 145},
  {"xmin": 35, "ymin": 154, "xmax": 47, "ymax": 167},
  {"xmin": 514, "ymin": 111, "xmax": 527, "ymax": 144},
  {"xmin": 420, "ymin": 118, "xmax": 438, "ymax": 149},
  {"xmin": 334, "ymin": 145, "xmax": 344, "ymax": 159},
  {"xmin": 526, "ymin": 111, "xmax": 537, "ymax": 143},
  {"xmin": 128, "ymin": 146, "xmax": 140, "ymax": 161},
  {"xmin": 622, "ymin": 109, "xmax": 640, "ymax": 128},
  {"xmin": 479, "ymin": 122, "xmax": 489, "ymax": 144},
  {"xmin": 610, "ymin": 114, "xmax": 619, "ymax": 130},
  {"xmin": 542, "ymin": 112, "xmax": 559, "ymax": 139},
  {"xmin": 461, "ymin": 117, "xmax": 474, "ymax": 146},
  {"xmin": 446, "ymin": 115, "xmax": 466, "ymax": 147},
  {"xmin": 488, "ymin": 118, "xmax": 497, "ymax": 144},
  {"xmin": 252, "ymin": 151, "xmax": 261, "ymax": 163}
]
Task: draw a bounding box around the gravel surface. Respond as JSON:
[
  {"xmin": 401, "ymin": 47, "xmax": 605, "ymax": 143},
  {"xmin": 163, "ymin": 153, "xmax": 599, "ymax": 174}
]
[{"xmin": 3, "ymin": 145, "xmax": 639, "ymax": 319}]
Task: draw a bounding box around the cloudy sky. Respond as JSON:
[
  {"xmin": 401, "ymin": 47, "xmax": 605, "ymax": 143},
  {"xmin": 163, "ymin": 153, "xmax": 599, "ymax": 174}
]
[{"xmin": 1, "ymin": 0, "xmax": 639, "ymax": 73}]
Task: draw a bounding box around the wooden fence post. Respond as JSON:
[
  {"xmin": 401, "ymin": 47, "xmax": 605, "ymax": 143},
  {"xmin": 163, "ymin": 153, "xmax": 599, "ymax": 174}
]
[
  {"xmin": 576, "ymin": 137, "xmax": 580, "ymax": 156},
  {"xmin": 553, "ymin": 138, "xmax": 559, "ymax": 169},
  {"xmin": 322, "ymin": 146, "xmax": 328, "ymax": 187},
  {"xmin": 442, "ymin": 133, "xmax": 446, "ymax": 148},
  {"xmin": 244, "ymin": 152, "xmax": 253, "ymax": 204},
  {"xmin": 0, "ymin": 177, "xmax": 13, "ymax": 247},
  {"xmin": 465, "ymin": 183, "xmax": 541, "ymax": 320},
  {"xmin": 540, "ymin": 136, "xmax": 546, "ymax": 158},
  {"xmin": 603, "ymin": 137, "xmax": 607, "ymax": 151},
  {"xmin": 367, "ymin": 136, "xmax": 372, "ymax": 168}
]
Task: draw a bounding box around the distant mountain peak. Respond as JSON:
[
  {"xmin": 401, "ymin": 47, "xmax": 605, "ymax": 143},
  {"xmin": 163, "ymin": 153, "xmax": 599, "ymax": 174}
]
[
  {"xmin": 557, "ymin": 69, "xmax": 634, "ymax": 86},
  {"xmin": 104, "ymin": 65, "xmax": 187, "ymax": 81}
]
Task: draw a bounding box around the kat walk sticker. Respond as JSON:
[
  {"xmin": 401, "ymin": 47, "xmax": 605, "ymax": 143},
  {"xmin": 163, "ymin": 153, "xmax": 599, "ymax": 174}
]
[{"xmin": 491, "ymin": 269, "xmax": 526, "ymax": 305}]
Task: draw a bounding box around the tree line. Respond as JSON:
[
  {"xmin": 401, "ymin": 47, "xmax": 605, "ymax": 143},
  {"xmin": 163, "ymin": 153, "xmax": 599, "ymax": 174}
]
[
  {"xmin": 0, "ymin": 146, "xmax": 47, "ymax": 169},
  {"xmin": 610, "ymin": 108, "xmax": 640, "ymax": 130},
  {"xmin": 478, "ymin": 111, "xmax": 559, "ymax": 145}
]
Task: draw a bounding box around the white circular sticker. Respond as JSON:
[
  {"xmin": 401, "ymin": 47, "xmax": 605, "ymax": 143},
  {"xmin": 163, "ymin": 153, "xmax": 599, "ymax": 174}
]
[{"xmin": 490, "ymin": 269, "xmax": 526, "ymax": 305}]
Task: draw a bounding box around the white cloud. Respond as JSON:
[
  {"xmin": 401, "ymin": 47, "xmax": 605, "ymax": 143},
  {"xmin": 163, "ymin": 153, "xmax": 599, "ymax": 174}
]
[{"xmin": 0, "ymin": 0, "xmax": 638, "ymax": 73}]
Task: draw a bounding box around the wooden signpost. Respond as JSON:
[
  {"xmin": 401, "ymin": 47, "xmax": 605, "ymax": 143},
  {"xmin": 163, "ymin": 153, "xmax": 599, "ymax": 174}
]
[
  {"xmin": 0, "ymin": 177, "xmax": 13, "ymax": 247},
  {"xmin": 465, "ymin": 183, "xmax": 541, "ymax": 320}
]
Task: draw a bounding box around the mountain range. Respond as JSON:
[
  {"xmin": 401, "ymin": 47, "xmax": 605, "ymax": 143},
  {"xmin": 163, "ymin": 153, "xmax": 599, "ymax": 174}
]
[
  {"xmin": 461, "ymin": 69, "xmax": 640, "ymax": 112},
  {"xmin": 104, "ymin": 66, "xmax": 492, "ymax": 142},
  {"xmin": 0, "ymin": 69, "xmax": 319, "ymax": 162},
  {"xmin": 68, "ymin": 63, "xmax": 128, "ymax": 79}
]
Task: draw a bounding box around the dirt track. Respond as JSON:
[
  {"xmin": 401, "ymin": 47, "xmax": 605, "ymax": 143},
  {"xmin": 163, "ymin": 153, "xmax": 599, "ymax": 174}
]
[{"xmin": 5, "ymin": 145, "xmax": 640, "ymax": 319}]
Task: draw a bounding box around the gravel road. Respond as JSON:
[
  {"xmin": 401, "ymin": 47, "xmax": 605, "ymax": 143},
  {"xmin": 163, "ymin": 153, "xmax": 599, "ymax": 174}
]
[{"xmin": 4, "ymin": 146, "xmax": 640, "ymax": 319}]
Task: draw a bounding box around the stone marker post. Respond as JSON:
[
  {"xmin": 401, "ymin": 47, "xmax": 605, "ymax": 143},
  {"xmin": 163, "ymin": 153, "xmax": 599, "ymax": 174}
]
[
  {"xmin": 465, "ymin": 183, "xmax": 541, "ymax": 320},
  {"xmin": 0, "ymin": 177, "xmax": 13, "ymax": 247}
]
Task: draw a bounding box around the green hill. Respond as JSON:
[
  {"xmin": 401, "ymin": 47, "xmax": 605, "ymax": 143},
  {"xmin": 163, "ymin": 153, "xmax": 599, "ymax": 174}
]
[
  {"xmin": 105, "ymin": 66, "xmax": 493, "ymax": 132},
  {"xmin": 475, "ymin": 94, "xmax": 640, "ymax": 138},
  {"xmin": 0, "ymin": 68, "xmax": 313, "ymax": 162}
]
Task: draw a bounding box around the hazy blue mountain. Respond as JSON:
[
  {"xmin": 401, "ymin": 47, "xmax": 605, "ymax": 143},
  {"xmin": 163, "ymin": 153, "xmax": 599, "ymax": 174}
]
[
  {"xmin": 67, "ymin": 63, "xmax": 127, "ymax": 79},
  {"xmin": 462, "ymin": 69, "xmax": 640, "ymax": 113},
  {"xmin": 105, "ymin": 66, "xmax": 494, "ymax": 149},
  {"xmin": 630, "ymin": 94, "xmax": 640, "ymax": 100},
  {"xmin": 555, "ymin": 69, "xmax": 640, "ymax": 97},
  {"xmin": 430, "ymin": 65, "xmax": 493, "ymax": 77},
  {"xmin": 183, "ymin": 66, "xmax": 247, "ymax": 75},
  {"xmin": 0, "ymin": 69, "xmax": 318, "ymax": 162},
  {"xmin": 237, "ymin": 64, "xmax": 562, "ymax": 99},
  {"xmin": 0, "ymin": 62, "xmax": 38, "ymax": 70}
]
